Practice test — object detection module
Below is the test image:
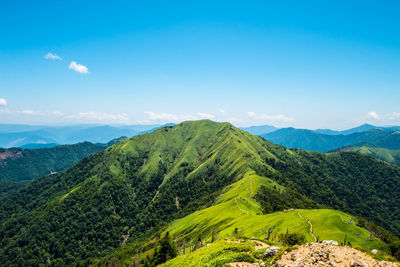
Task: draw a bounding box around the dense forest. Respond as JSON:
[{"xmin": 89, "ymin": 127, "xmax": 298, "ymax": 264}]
[
  {"xmin": 0, "ymin": 137, "xmax": 127, "ymax": 182},
  {"xmin": 333, "ymin": 145, "xmax": 400, "ymax": 166}
]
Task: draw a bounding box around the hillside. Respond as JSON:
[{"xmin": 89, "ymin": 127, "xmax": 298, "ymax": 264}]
[
  {"xmin": 262, "ymin": 127, "xmax": 400, "ymax": 152},
  {"xmin": 0, "ymin": 120, "xmax": 399, "ymax": 266},
  {"xmin": 334, "ymin": 146, "xmax": 400, "ymax": 166},
  {"xmin": 0, "ymin": 137, "xmax": 128, "ymax": 183},
  {"xmin": 0, "ymin": 142, "xmax": 105, "ymax": 181}
]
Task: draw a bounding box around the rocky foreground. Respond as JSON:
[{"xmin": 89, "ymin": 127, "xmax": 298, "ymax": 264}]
[
  {"xmin": 229, "ymin": 242, "xmax": 398, "ymax": 267},
  {"xmin": 276, "ymin": 243, "xmax": 398, "ymax": 267}
]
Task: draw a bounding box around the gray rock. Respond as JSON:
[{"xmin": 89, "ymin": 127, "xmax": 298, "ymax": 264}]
[{"xmin": 264, "ymin": 246, "xmax": 281, "ymax": 257}]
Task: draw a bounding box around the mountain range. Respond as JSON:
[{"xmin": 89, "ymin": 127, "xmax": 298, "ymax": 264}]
[
  {"xmin": 0, "ymin": 124, "xmax": 174, "ymax": 148},
  {"xmin": 0, "ymin": 120, "xmax": 399, "ymax": 266},
  {"xmin": 261, "ymin": 127, "xmax": 400, "ymax": 153}
]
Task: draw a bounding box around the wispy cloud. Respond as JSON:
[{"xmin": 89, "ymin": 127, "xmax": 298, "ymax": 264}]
[
  {"xmin": 69, "ymin": 61, "xmax": 89, "ymax": 74},
  {"xmin": 44, "ymin": 52, "xmax": 62, "ymax": 60},
  {"xmin": 367, "ymin": 111, "xmax": 380, "ymax": 120},
  {"xmin": 0, "ymin": 108, "xmax": 44, "ymax": 116},
  {"xmin": 143, "ymin": 111, "xmax": 196, "ymax": 123},
  {"xmin": 21, "ymin": 110, "xmax": 42, "ymax": 115},
  {"xmin": 247, "ymin": 111, "xmax": 257, "ymax": 118},
  {"xmin": 227, "ymin": 117, "xmax": 241, "ymax": 123},
  {"xmin": 259, "ymin": 114, "xmax": 294, "ymax": 122},
  {"xmin": 0, "ymin": 98, "xmax": 7, "ymax": 106},
  {"xmin": 366, "ymin": 111, "xmax": 400, "ymax": 122},
  {"xmin": 0, "ymin": 108, "xmax": 129, "ymax": 124},
  {"xmin": 142, "ymin": 111, "xmax": 216, "ymax": 123},
  {"xmin": 66, "ymin": 111, "xmax": 128, "ymax": 122},
  {"xmin": 219, "ymin": 109, "xmax": 226, "ymax": 114},
  {"xmin": 197, "ymin": 112, "xmax": 214, "ymax": 119},
  {"xmin": 388, "ymin": 112, "xmax": 400, "ymax": 121},
  {"xmin": 247, "ymin": 111, "xmax": 294, "ymax": 122}
]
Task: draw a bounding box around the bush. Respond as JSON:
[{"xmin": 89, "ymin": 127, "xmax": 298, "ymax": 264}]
[{"xmin": 279, "ymin": 231, "xmax": 306, "ymax": 246}]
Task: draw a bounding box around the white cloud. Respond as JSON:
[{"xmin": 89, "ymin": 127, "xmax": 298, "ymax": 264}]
[
  {"xmin": 0, "ymin": 98, "xmax": 7, "ymax": 106},
  {"xmin": 219, "ymin": 109, "xmax": 226, "ymax": 114},
  {"xmin": 144, "ymin": 111, "xmax": 180, "ymax": 122},
  {"xmin": 197, "ymin": 112, "xmax": 214, "ymax": 119},
  {"xmin": 69, "ymin": 61, "xmax": 89, "ymax": 74},
  {"xmin": 52, "ymin": 111, "xmax": 64, "ymax": 116},
  {"xmin": 227, "ymin": 117, "xmax": 241, "ymax": 123},
  {"xmin": 387, "ymin": 112, "xmax": 400, "ymax": 121},
  {"xmin": 367, "ymin": 111, "xmax": 380, "ymax": 120},
  {"xmin": 44, "ymin": 52, "xmax": 62, "ymax": 60},
  {"xmin": 67, "ymin": 111, "xmax": 129, "ymax": 122},
  {"xmin": 247, "ymin": 111, "xmax": 294, "ymax": 122},
  {"xmin": 247, "ymin": 111, "xmax": 257, "ymax": 118},
  {"xmin": 0, "ymin": 108, "xmax": 45, "ymax": 116},
  {"xmin": 21, "ymin": 110, "xmax": 40, "ymax": 115},
  {"xmin": 259, "ymin": 114, "xmax": 294, "ymax": 122},
  {"xmin": 143, "ymin": 111, "xmax": 203, "ymax": 123}
]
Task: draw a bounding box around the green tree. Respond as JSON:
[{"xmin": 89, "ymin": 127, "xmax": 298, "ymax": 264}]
[{"xmin": 153, "ymin": 232, "xmax": 177, "ymax": 265}]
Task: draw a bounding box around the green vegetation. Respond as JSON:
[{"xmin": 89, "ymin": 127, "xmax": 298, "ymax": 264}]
[
  {"xmin": 0, "ymin": 120, "xmax": 399, "ymax": 265},
  {"xmin": 335, "ymin": 145, "xmax": 400, "ymax": 165},
  {"xmin": 260, "ymin": 149, "xmax": 400, "ymax": 235},
  {"xmin": 0, "ymin": 142, "xmax": 105, "ymax": 181},
  {"xmin": 159, "ymin": 239, "xmax": 257, "ymax": 267},
  {"xmin": 279, "ymin": 231, "xmax": 306, "ymax": 246},
  {"xmin": 142, "ymin": 232, "xmax": 178, "ymax": 266},
  {"xmin": 0, "ymin": 180, "xmax": 28, "ymax": 197}
]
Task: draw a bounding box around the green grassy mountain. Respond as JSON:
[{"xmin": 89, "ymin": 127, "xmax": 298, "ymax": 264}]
[
  {"xmin": 334, "ymin": 145, "xmax": 400, "ymax": 166},
  {"xmin": 0, "ymin": 120, "xmax": 399, "ymax": 266}
]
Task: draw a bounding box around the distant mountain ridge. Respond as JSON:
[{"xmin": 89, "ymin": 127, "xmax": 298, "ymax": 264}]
[
  {"xmin": 261, "ymin": 127, "xmax": 400, "ymax": 152},
  {"xmin": 0, "ymin": 123, "xmax": 173, "ymax": 148},
  {"xmin": 239, "ymin": 125, "xmax": 278, "ymax": 135},
  {"xmin": 315, "ymin": 123, "xmax": 379, "ymax": 135},
  {"xmin": 2, "ymin": 122, "xmax": 398, "ymax": 149}
]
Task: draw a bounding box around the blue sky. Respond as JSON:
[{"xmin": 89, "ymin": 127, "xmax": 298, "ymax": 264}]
[{"xmin": 1, "ymin": 0, "xmax": 400, "ymax": 129}]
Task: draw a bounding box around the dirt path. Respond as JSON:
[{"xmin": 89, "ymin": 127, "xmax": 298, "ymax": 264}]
[
  {"xmin": 297, "ymin": 212, "xmax": 317, "ymax": 242},
  {"xmin": 249, "ymin": 239, "xmax": 269, "ymax": 250},
  {"xmin": 235, "ymin": 198, "xmax": 249, "ymax": 215}
]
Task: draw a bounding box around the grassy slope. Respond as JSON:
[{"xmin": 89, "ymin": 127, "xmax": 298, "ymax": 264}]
[
  {"xmin": 166, "ymin": 171, "xmax": 385, "ymax": 251},
  {"xmin": 337, "ymin": 146, "xmax": 400, "ymax": 165},
  {"xmin": 100, "ymin": 167, "xmax": 386, "ymax": 265},
  {"xmin": 93, "ymin": 121, "xmax": 394, "ymax": 265},
  {"xmin": 109, "ymin": 120, "xmax": 278, "ymax": 186},
  {"xmin": 160, "ymin": 239, "xmax": 258, "ymax": 267}
]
